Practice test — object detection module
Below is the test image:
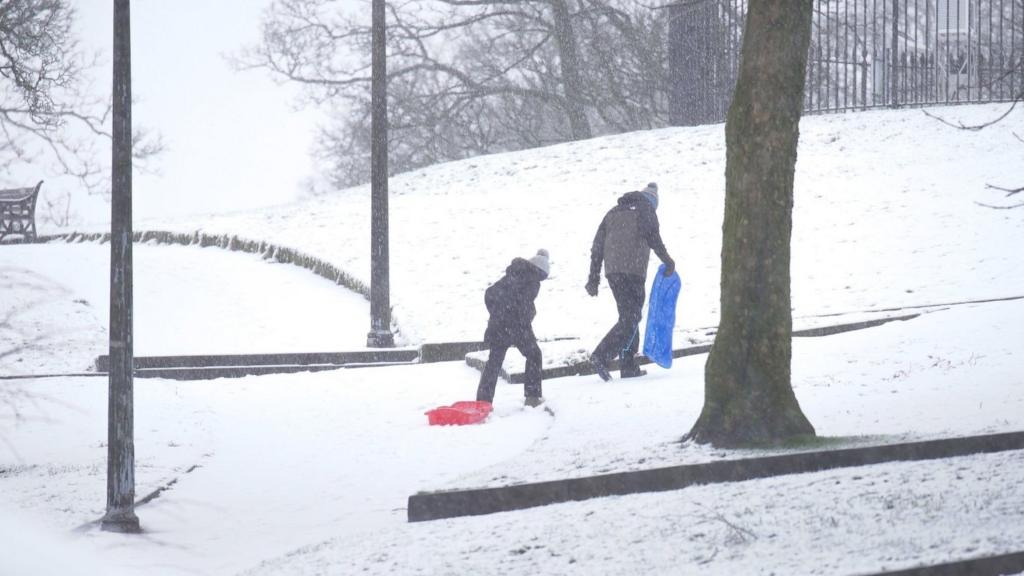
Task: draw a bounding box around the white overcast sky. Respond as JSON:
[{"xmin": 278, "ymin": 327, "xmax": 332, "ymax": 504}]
[{"xmin": 71, "ymin": 0, "xmax": 329, "ymax": 223}]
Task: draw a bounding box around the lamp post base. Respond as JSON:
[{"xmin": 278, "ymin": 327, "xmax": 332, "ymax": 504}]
[
  {"xmin": 100, "ymin": 509, "xmax": 141, "ymax": 534},
  {"xmin": 367, "ymin": 329, "xmax": 395, "ymax": 348}
]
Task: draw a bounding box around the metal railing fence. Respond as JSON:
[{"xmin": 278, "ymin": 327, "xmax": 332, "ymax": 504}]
[{"xmin": 667, "ymin": 0, "xmax": 1024, "ymax": 125}]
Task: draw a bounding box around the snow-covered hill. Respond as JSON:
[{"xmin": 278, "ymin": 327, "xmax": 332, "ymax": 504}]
[
  {"xmin": 137, "ymin": 104, "xmax": 1024, "ymax": 347},
  {"xmin": 3, "ymin": 103, "xmax": 1023, "ymax": 576}
]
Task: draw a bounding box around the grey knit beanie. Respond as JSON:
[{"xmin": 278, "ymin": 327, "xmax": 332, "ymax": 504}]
[
  {"xmin": 642, "ymin": 182, "xmax": 659, "ymax": 210},
  {"xmin": 527, "ymin": 249, "xmax": 550, "ymax": 276}
]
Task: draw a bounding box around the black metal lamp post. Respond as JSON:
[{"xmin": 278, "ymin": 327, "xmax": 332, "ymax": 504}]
[
  {"xmin": 102, "ymin": 0, "xmax": 140, "ymax": 534},
  {"xmin": 367, "ymin": 0, "xmax": 395, "ymax": 348}
]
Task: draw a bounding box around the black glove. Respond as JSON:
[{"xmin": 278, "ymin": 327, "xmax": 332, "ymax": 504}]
[
  {"xmin": 585, "ymin": 277, "xmax": 599, "ymax": 297},
  {"xmin": 663, "ymin": 258, "xmax": 675, "ymax": 278}
]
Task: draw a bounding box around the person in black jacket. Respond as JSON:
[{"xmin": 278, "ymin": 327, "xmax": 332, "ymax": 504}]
[
  {"xmin": 586, "ymin": 183, "xmax": 675, "ymax": 381},
  {"xmin": 477, "ymin": 249, "xmax": 550, "ymax": 407}
]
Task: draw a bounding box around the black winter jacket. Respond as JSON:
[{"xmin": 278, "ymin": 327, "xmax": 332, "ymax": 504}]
[
  {"xmin": 483, "ymin": 258, "xmax": 548, "ymax": 345},
  {"xmin": 589, "ymin": 191, "xmax": 671, "ymax": 280}
]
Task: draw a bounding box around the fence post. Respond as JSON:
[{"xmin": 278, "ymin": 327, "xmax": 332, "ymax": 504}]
[
  {"xmin": 667, "ymin": 3, "xmax": 685, "ymax": 125},
  {"xmin": 891, "ymin": 0, "xmax": 900, "ymax": 107},
  {"xmin": 668, "ymin": 0, "xmax": 723, "ymax": 126}
]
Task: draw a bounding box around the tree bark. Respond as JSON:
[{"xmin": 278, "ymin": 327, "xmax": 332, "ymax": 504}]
[
  {"xmin": 548, "ymin": 0, "xmax": 592, "ymax": 140},
  {"xmin": 687, "ymin": 0, "xmax": 816, "ymax": 448}
]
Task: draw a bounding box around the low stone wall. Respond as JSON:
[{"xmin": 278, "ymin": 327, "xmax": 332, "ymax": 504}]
[
  {"xmin": 864, "ymin": 551, "xmax": 1024, "ymax": 576},
  {"xmin": 41, "ymin": 230, "xmax": 370, "ymax": 298},
  {"xmin": 408, "ymin": 430, "xmax": 1024, "ymax": 522}
]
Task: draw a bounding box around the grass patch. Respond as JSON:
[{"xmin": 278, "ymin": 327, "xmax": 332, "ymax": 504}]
[{"xmin": 693, "ymin": 434, "xmax": 896, "ymax": 452}]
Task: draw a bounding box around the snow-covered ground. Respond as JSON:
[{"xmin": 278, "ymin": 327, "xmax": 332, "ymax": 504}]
[
  {"xmin": 2, "ymin": 299, "xmax": 1023, "ymax": 575},
  {"xmin": 2, "ymin": 103, "xmax": 1023, "ymax": 575},
  {"xmin": 122, "ymin": 103, "xmax": 1024, "ymax": 349},
  {"xmin": 0, "ymin": 243, "xmax": 371, "ymax": 375}
]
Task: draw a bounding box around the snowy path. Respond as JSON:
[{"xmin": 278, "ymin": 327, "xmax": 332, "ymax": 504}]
[
  {"xmin": 0, "ymin": 243, "xmax": 372, "ymax": 375},
  {"xmin": 2, "ymin": 298, "xmax": 1022, "ymax": 575},
  {"xmin": 240, "ymin": 299, "xmax": 1024, "ymax": 576},
  {"xmin": 443, "ymin": 299, "xmax": 1024, "ymax": 490},
  {"xmin": 0, "ymin": 364, "xmax": 554, "ymax": 575}
]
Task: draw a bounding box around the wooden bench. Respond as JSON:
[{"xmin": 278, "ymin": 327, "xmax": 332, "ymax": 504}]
[{"xmin": 0, "ymin": 180, "xmax": 43, "ymax": 243}]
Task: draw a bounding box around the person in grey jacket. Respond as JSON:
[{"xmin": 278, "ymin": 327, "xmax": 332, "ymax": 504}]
[{"xmin": 586, "ymin": 183, "xmax": 675, "ymax": 381}]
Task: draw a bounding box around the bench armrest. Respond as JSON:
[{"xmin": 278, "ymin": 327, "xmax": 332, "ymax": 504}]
[{"xmin": 0, "ymin": 181, "xmax": 43, "ymax": 203}]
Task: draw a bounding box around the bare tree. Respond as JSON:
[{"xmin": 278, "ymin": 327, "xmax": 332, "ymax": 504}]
[
  {"xmin": 239, "ymin": 0, "xmax": 670, "ymax": 187},
  {"xmin": 687, "ymin": 0, "xmax": 817, "ymax": 447},
  {"xmin": 0, "ymin": 0, "xmax": 162, "ymax": 222},
  {"xmin": 575, "ymin": 0, "xmax": 669, "ymax": 131}
]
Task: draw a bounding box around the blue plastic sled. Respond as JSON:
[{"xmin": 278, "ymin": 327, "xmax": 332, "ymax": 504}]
[{"xmin": 642, "ymin": 264, "xmax": 681, "ymax": 369}]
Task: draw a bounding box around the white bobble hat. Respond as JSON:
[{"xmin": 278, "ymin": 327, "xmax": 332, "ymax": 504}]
[{"xmin": 527, "ymin": 249, "xmax": 550, "ymax": 276}]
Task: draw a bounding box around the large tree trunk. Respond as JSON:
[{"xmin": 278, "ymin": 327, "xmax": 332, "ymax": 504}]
[
  {"xmin": 548, "ymin": 0, "xmax": 592, "ymax": 140},
  {"xmin": 687, "ymin": 0, "xmax": 815, "ymax": 447}
]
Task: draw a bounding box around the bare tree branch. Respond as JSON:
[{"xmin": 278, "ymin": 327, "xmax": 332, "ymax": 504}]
[
  {"xmin": 923, "ymin": 79, "xmax": 1024, "ymax": 209},
  {"xmin": 237, "ymin": 0, "xmax": 670, "ymax": 187},
  {"xmin": 922, "ymin": 98, "xmax": 1022, "ymax": 132},
  {"xmin": 975, "ymin": 200, "xmax": 1024, "ymax": 210},
  {"xmin": 0, "ymin": 0, "xmax": 165, "ymax": 219},
  {"xmin": 985, "ymin": 183, "xmax": 1024, "ymax": 198}
]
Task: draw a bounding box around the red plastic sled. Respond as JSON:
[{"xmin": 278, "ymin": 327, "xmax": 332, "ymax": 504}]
[{"xmin": 426, "ymin": 401, "xmax": 493, "ymax": 426}]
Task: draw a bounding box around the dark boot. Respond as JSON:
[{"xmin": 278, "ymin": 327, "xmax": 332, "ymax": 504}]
[
  {"xmin": 620, "ymin": 366, "xmax": 647, "ymax": 378},
  {"xmin": 589, "ymin": 354, "xmax": 612, "ymax": 381},
  {"xmin": 619, "ymin": 350, "xmax": 646, "ymax": 378}
]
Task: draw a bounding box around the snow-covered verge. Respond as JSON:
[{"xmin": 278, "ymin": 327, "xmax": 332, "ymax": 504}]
[
  {"xmin": 0, "ymin": 505, "xmax": 132, "ymax": 576},
  {"xmin": 244, "ymin": 450, "xmax": 1024, "ymax": 576},
  {"xmin": 128, "ymin": 103, "xmax": 1024, "ymax": 350}
]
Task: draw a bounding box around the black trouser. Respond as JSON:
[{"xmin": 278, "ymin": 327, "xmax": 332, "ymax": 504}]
[
  {"xmin": 476, "ymin": 335, "xmax": 543, "ymax": 403},
  {"xmin": 593, "ymin": 273, "xmax": 646, "ymax": 372}
]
